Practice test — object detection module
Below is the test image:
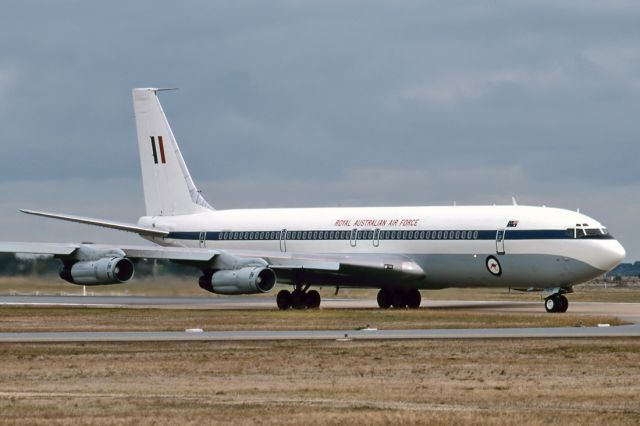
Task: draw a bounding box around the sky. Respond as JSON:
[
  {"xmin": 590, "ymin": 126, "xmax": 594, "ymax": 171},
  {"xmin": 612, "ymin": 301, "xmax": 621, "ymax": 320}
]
[{"xmin": 1, "ymin": 1, "xmax": 639, "ymax": 259}]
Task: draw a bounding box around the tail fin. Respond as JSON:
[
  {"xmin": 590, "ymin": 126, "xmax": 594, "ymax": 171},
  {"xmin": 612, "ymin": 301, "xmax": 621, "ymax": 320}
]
[{"xmin": 132, "ymin": 88, "xmax": 213, "ymax": 216}]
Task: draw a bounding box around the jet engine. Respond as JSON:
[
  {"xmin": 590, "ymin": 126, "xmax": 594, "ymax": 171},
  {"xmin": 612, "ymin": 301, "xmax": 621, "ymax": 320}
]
[
  {"xmin": 199, "ymin": 266, "xmax": 276, "ymax": 295},
  {"xmin": 59, "ymin": 257, "xmax": 135, "ymax": 285}
]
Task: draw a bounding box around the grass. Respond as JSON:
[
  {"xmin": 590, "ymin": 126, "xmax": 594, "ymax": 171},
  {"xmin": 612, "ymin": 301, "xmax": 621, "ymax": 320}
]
[
  {"xmin": 0, "ymin": 339, "xmax": 639, "ymax": 424},
  {"xmin": 0, "ymin": 306, "xmax": 627, "ymax": 333}
]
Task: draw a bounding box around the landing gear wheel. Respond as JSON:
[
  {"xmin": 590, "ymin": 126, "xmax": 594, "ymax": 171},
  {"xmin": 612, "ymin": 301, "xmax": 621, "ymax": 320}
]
[
  {"xmin": 558, "ymin": 295, "xmax": 569, "ymax": 313},
  {"xmin": 276, "ymin": 290, "xmax": 291, "ymax": 310},
  {"xmin": 391, "ymin": 290, "xmax": 407, "ymax": 309},
  {"xmin": 291, "ymin": 289, "xmax": 305, "ymax": 309},
  {"xmin": 305, "ymin": 290, "xmax": 321, "ymax": 309},
  {"xmin": 406, "ymin": 289, "xmax": 422, "ymax": 309},
  {"xmin": 544, "ymin": 296, "xmax": 557, "ymax": 313},
  {"xmin": 545, "ymin": 295, "xmax": 569, "ymax": 313},
  {"xmin": 377, "ymin": 289, "xmax": 392, "ymax": 309}
]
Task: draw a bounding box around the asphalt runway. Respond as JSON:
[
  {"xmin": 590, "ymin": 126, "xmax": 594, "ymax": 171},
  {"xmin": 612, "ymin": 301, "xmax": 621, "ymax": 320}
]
[
  {"xmin": 1, "ymin": 324, "xmax": 640, "ymax": 342},
  {"xmin": 1, "ymin": 295, "xmax": 640, "ymax": 341}
]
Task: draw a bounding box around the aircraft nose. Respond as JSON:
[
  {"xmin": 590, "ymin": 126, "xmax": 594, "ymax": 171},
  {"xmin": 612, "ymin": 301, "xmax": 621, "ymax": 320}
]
[{"xmin": 601, "ymin": 240, "xmax": 626, "ymax": 271}]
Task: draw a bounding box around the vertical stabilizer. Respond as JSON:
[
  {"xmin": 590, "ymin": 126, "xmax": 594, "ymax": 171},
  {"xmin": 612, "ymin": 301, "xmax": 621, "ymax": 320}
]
[{"xmin": 132, "ymin": 88, "xmax": 213, "ymax": 216}]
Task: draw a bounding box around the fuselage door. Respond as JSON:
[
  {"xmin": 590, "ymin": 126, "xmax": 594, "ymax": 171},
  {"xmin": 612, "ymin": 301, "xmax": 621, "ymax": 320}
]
[
  {"xmin": 496, "ymin": 229, "xmax": 505, "ymax": 255},
  {"xmin": 373, "ymin": 228, "xmax": 380, "ymax": 247},
  {"xmin": 199, "ymin": 231, "xmax": 207, "ymax": 248},
  {"xmin": 350, "ymin": 228, "xmax": 358, "ymax": 247},
  {"xmin": 280, "ymin": 229, "xmax": 287, "ymax": 253}
]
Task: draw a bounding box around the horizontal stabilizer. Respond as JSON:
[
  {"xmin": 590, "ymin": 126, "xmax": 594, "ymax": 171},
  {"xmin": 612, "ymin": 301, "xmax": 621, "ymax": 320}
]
[{"xmin": 20, "ymin": 209, "xmax": 169, "ymax": 237}]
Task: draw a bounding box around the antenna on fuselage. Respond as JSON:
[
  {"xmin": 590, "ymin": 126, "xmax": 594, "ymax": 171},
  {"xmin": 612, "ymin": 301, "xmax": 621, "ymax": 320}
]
[{"xmin": 511, "ymin": 196, "xmax": 518, "ymax": 206}]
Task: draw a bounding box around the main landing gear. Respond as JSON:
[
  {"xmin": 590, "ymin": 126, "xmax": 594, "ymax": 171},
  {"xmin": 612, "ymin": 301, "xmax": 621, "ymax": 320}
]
[
  {"xmin": 544, "ymin": 294, "xmax": 569, "ymax": 313},
  {"xmin": 376, "ymin": 288, "xmax": 422, "ymax": 309},
  {"xmin": 276, "ymin": 286, "xmax": 321, "ymax": 310}
]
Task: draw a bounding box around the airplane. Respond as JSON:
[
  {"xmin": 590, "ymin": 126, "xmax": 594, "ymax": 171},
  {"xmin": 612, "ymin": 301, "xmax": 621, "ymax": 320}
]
[{"xmin": 0, "ymin": 88, "xmax": 626, "ymax": 313}]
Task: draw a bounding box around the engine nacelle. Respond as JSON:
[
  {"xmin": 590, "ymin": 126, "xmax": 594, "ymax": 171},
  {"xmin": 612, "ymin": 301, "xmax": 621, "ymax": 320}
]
[
  {"xmin": 199, "ymin": 267, "xmax": 276, "ymax": 295},
  {"xmin": 60, "ymin": 257, "xmax": 135, "ymax": 285}
]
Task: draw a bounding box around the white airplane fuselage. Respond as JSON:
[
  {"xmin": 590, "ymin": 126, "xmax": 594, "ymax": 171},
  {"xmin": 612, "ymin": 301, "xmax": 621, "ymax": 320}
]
[
  {"xmin": 140, "ymin": 204, "xmax": 625, "ymax": 290},
  {"xmin": 1, "ymin": 88, "xmax": 626, "ymax": 312}
]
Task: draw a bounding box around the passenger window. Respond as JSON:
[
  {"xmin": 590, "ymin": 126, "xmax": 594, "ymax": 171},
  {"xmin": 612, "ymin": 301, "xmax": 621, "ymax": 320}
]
[
  {"xmin": 437, "ymin": 231, "xmax": 442, "ymax": 239},
  {"xmin": 460, "ymin": 231, "xmax": 466, "ymax": 239},
  {"xmin": 473, "ymin": 231, "xmax": 478, "ymax": 239},
  {"xmin": 419, "ymin": 231, "xmax": 425, "ymax": 239},
  {"xmin": 313, "ymin": 231, "xmax": 318, "ymax": 240},
  {"xmin": 425, "ymin": 231, "xmax": 431, "ymax": 239},
  {"xmin": 443, "ymin": 231, "xmax": 448, "ymax": 239},
  {"xmin": 455, "ymin": 231, "xmax": 460, "ymax": 239}
]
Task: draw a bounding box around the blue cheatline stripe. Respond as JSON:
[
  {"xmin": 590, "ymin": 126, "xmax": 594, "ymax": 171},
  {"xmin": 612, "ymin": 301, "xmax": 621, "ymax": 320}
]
[{"xmin": 165, "ymin": 229, "xmax": 613, "ymax": 242}]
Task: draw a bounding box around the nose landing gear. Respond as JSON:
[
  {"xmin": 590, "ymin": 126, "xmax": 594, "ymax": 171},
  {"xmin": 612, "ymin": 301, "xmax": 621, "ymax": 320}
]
[{"xmin": 544, "ymin": 294, "xmax": 569, "ymax": 313}]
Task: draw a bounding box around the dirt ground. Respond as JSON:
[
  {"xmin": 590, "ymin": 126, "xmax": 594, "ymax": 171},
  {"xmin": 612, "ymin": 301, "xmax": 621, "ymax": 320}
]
[{"xmin": 0, "ymin": 338, "xmax": 639, "ymax": 425}]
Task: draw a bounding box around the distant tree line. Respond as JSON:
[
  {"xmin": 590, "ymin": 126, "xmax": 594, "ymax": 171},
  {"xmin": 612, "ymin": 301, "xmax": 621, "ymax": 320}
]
[
  {"xmin": 0, "ymin": 254, "xmax": 198, "ymax": 278},
  {"xmin": 607, "ymin": 262, "xmax": 640, "ymax": 279}
]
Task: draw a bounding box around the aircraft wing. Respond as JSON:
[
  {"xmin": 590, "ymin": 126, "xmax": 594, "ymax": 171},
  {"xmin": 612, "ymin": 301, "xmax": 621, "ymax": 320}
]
[
  {"xmin": 0, "ymin": 242, "xmax": 79, "ymax": 256},
  {"xmin": 221, "ymin": 249, "xmax": 426, "ymax": 286},
  {"xmin": 0, "ymin": 242, "xmax": 424, "ymax": 287},
  {"xmin": 0, "ymin": 242, "xmax": 219, "ymax": 262}
]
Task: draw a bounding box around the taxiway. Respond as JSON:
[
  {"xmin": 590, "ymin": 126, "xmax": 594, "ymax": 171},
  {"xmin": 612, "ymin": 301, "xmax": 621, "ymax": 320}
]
[{"xmin": 1, "ymin": 295, "xmax": 639, "ymax": 342}]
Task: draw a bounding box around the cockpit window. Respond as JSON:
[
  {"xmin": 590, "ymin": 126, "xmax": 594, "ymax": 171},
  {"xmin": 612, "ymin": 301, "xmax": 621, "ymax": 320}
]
[{"xmin": 566, "ymin": 227, "xmax": 613, "ymax": 239}]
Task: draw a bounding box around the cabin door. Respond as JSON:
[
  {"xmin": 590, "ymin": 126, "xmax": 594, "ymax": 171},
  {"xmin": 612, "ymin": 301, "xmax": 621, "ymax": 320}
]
[
  {"xmin": 350, "ymin": 228, "xmax": 358, "ymax": 247},
  {"xmin": 199, "ymin": 232, "xmax": 207, "ymax": 248},
  {"xmin": 495, "ymin": 229, "xmax": 505, "ymax": 255},
  {"xmin": 279, "ymin": 229, "xmax": 287, "ymax": 253}
]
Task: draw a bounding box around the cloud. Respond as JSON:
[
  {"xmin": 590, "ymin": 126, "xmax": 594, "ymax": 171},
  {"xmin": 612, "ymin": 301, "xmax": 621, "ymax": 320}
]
[
  {"xmin": 0, "ymin": 1, "xmax": 639, "ymax": 259},
  {"xmin": 0, "ymin": 64, "xmax": 18, "ymax": 106}
]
